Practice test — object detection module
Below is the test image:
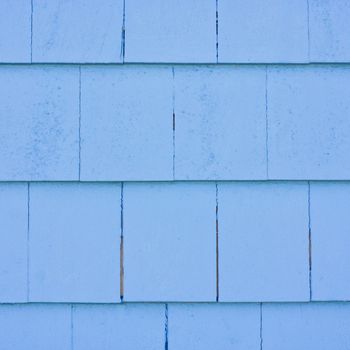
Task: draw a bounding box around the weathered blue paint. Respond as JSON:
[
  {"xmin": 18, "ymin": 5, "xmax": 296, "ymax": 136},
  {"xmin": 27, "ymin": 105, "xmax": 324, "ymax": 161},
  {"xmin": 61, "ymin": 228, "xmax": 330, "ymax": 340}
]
[
  {"xmin": 174, "ymin": 66, "xmax": 267, "ymax": 180},
  {"xmin": 0, "ymin": 0, "xmax": 31, "ymax": 62},
  {"xmin": 1, "ymin": 1, "xmax": 350, "ymax": 348},
  {"xmin": 123, "ymin": 182, "xmax": 216, "ymax": 301},
  {"xmin": 124, "ymin": 0, "xmax": 216, "ymax": 63},
  {"xmin": 309, "ymin": 0, "xmax": 350, "ymax": 62},
  {"xmin": 219, "ymin": 182, "xmax": 309, "ymax": 302},
  {"xmin": 32, "ymin": 0, "xmax": 124, "ymax": 63},
  {"xmin": 0, "ymin": 183, "xmax": 28, "ymax": 302},
  {"xmin": 80, "ymin": 66, "xmax": 173, "ymax": 181},
  {"xmin": 311, "ymin": 182, "xmax": 350, "ymax": 301},
  {"xmin": 73, "ymin": 304, "xmax": 164, "ymax": 350},
  {"xmin": 218, "ymin": 0, "xmax": 308, "ymax": 63},
  {"xmin": 29, "ymin": 183, "xmax": 121, "ymax": 302},
  {"xmin": 0, "ymin": 66, "xmax": 79, "ymax": 180},
  {"xmin": 268, "ymin": 65, "xmax": 350, "ymax": 179}
]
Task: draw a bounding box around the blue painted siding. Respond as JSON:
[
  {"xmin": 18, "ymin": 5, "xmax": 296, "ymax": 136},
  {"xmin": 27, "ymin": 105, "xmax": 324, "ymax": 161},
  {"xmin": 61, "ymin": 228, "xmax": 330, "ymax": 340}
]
[
  {"xmin": 124, "ymin": 0, "xmax": 217, "ymax": 63},
  {"xmin": 0, "ymin": 304, "xmax": 71, "ymax": 350},
  {"xmin": 1, "ymin": 1, "xmax": 350, "ymax": 349},
  {"xmin": 168, "ymin": 303, "xmax": 261, "ymax": 350},
  {"xmin": 80, "ymin": 66, "xmax": 173, "ymax": 181},
  {"xmin": 2, "ymin": 65, "xmax": 350, "ymax": 180},
  {"xmin": 263, "ymin": 303, "xmax": 350, "ymax": 350},
  {"xmin": 29, "ymin": 183, "xmax": 121, "ymax": 302},
  {"xmin": 174, "ymin": 66, "xmax": 266, "ymax": 180},
  {"xmin": 311, "ymin": 182, "xmax": 350, "ymax": 301},
  {"xmin": 0, "ymin": 183, "xmax": 28, "ymax": 302},
  {"xmin": 73, "ymin": 304, "xmax": 164, "ymax": 350},
  {"xmin": 32, "ymin": 0, "xmax": 124, "ymax": 63},
  {"xmin": 268, "ymin": 65, "xmax": 350, "ymax": 179},
  {"xmin": 218, "ymin": 0, "xmax": 308, "ymax": 63},
  {"xmin": 0, "ymin": 66, "xmax": 79, "ymax": 181},
  {"xmin": 309, "ymin": 0, "xmax": 350, "ymax": 62},
  {"xmin": 2, "ymin": 1, "xmax": 350, "ymax": 64},
  {"xmin": 1, "ymin": 303, "xmax": 349, "ymax": 349},
  {"xmin": 219, "ymin": 182, "xmax": 309, "ymax": 302},
  {"xmin": 0, "ymin": 0, "xmax": 31, "ymax": 63},
  {"xmin": 123, "ymin": 182, "xmax": 216, "ymax": 302}
]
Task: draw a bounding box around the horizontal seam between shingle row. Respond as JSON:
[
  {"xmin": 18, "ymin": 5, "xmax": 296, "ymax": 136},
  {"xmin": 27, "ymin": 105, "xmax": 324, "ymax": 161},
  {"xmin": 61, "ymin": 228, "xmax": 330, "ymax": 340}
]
[
  {"xmin": 2, "ymin": 62, "xmax": 350, "ymax": 66},
  {"xmin": 0, "ymin": 301, "xmax": 349, "ymax": 305},
  {"xmin": 2, "ymin": 180, "xmax": 350, "ymax": 184}
]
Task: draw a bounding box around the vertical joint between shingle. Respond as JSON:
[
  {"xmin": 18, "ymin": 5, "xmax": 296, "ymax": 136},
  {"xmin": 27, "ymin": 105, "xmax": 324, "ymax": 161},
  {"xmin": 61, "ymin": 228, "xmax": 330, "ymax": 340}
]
[
  {"xmin": 121, "ymin": 0, "xmax": 126, "ymax": 63},
  {"xmin": 265, "ymin": 66, "xmax": 269, "ymax": 179},
  {"xmin": 215, "ymin": 0, "xmax": 219, "ymax": 63},
  {"xmin": 70, "ymin": 304, "xmax": 74, "ymax": 350},
  {"xmin": 30, "ymin": 0, "xmax": 33, "ymax": 63},
  {"xmin": 120, "ymin": 183, "xmax": 124, "ymax": 302},
  {"xmin": 172, "ymin": 67, "xmax": 176, "ymax": 180},
  {"xmin": 308, "ymin": 181, "xmax": 312, "ymax": 301},
  {"xmin": 215, "ymin": 182, "xmax": 219, "ymax": 302},
  {"xmin": 306, "ymin": 0, "xmax": 310, "ymax": 62},
  {"xmin": 260, "ymin": 303, "xmax": 263, "ymax": 350},
  {"xmin": 78, "ymin": 66, "xmax": 82, "ymax": 181},
  {"xmin": 26, "ymin": 182, "xmax": 30, "ymax": 302},
  {"xmin": 165, "ymin": 304, "xmax": 169, "ymax": 350}
]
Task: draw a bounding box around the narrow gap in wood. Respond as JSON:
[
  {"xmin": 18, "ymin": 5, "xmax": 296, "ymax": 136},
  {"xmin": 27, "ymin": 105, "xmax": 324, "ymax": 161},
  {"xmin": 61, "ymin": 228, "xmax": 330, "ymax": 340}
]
[
  {"xmin": 216, "ymin": 183, "xmax": 219, "ymax": 302},
  {"xmin": 120, "ymin": 183, "xmax": 124, "ymax": 302}
]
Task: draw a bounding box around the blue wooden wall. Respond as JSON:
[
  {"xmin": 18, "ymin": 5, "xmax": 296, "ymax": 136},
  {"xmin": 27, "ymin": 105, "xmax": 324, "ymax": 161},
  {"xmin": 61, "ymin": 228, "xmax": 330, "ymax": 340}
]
[{"xmin": 1, "ymin": 1, "xmax": 350, "ymax": 349}]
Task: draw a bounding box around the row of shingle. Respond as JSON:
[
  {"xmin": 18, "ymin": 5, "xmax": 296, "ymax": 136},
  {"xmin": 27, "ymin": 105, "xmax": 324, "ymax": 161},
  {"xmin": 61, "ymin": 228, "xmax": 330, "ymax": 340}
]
[
  {"xmin": 1, "ymin": 181, "xmax": 350, "ymax": 302},
  {"xmin": 1, "ymin": 65, "xmax": 350, "ymax": 181},
  {"xmin": 2, "ymin": 0, "xmax": 350, "ymax": 63},
  {"xmin": 0, "ymin": 303, "xmax": 350, "ymax": 350}
]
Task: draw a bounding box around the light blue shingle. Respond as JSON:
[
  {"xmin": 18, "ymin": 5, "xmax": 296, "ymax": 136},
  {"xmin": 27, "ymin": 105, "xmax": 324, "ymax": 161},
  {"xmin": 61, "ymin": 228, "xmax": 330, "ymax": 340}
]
[
  {"xmin": 81, "ymin": 66, "xmax": 173, "ymax": 181},
  {"xmin": 310, "ymin": 0, "xmax": 350, "ymax": 62},
  {"xmin": 124, "ymin": 182, "xmax": 216, "ymax": 301},
  {"xmin": 168, "ymin": 304, "xmax": 260, "ymax": 350},
  {"xmin": 174, "ymin": 66, "xmax": 266, "ymax": 180},
  {"xmin": 29, "ymin": 183, "xmax": 121, "ymax": 302},
  {"xmin": 0, "ymin": 0, "xmax": 31, "ymax": 62},
  {"xmin": 0, "ymin": 183, "xmax": 27, "ymax": 302},
  {"xmin": 219, "ymin": 182, "xmax": 309, "ymax": 301},
  {"xmin": 0, "ymin": 304, "xmax": 71, "ymax": 350},
  {"xmin": 125, "ymin": 0, "xmax": 216, "ymax": 63},
  {"xmin": 0, "ymin": 66, "xmax": 79, "ymax": 181},
  {"xmin": 263, "ymin": 303, "xmax": 350, "ymax": 350},
  {"xmin": 73, "ymin": 304, "xmax": 164, "ymax": 350},
  {"xmin": 218, "ymin": 0, "xmax": 308, "ymax": 63},
  {"xmin": 311, "ymin": 182, "xmax": 350, "ymax": 301},
  {"xmin": 268, "ymin": 66, "xmax": 350, "ymax": 179},
  {"xmin": 32, "ymin": 0, "xmax": 123, "ymax": 63}
]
